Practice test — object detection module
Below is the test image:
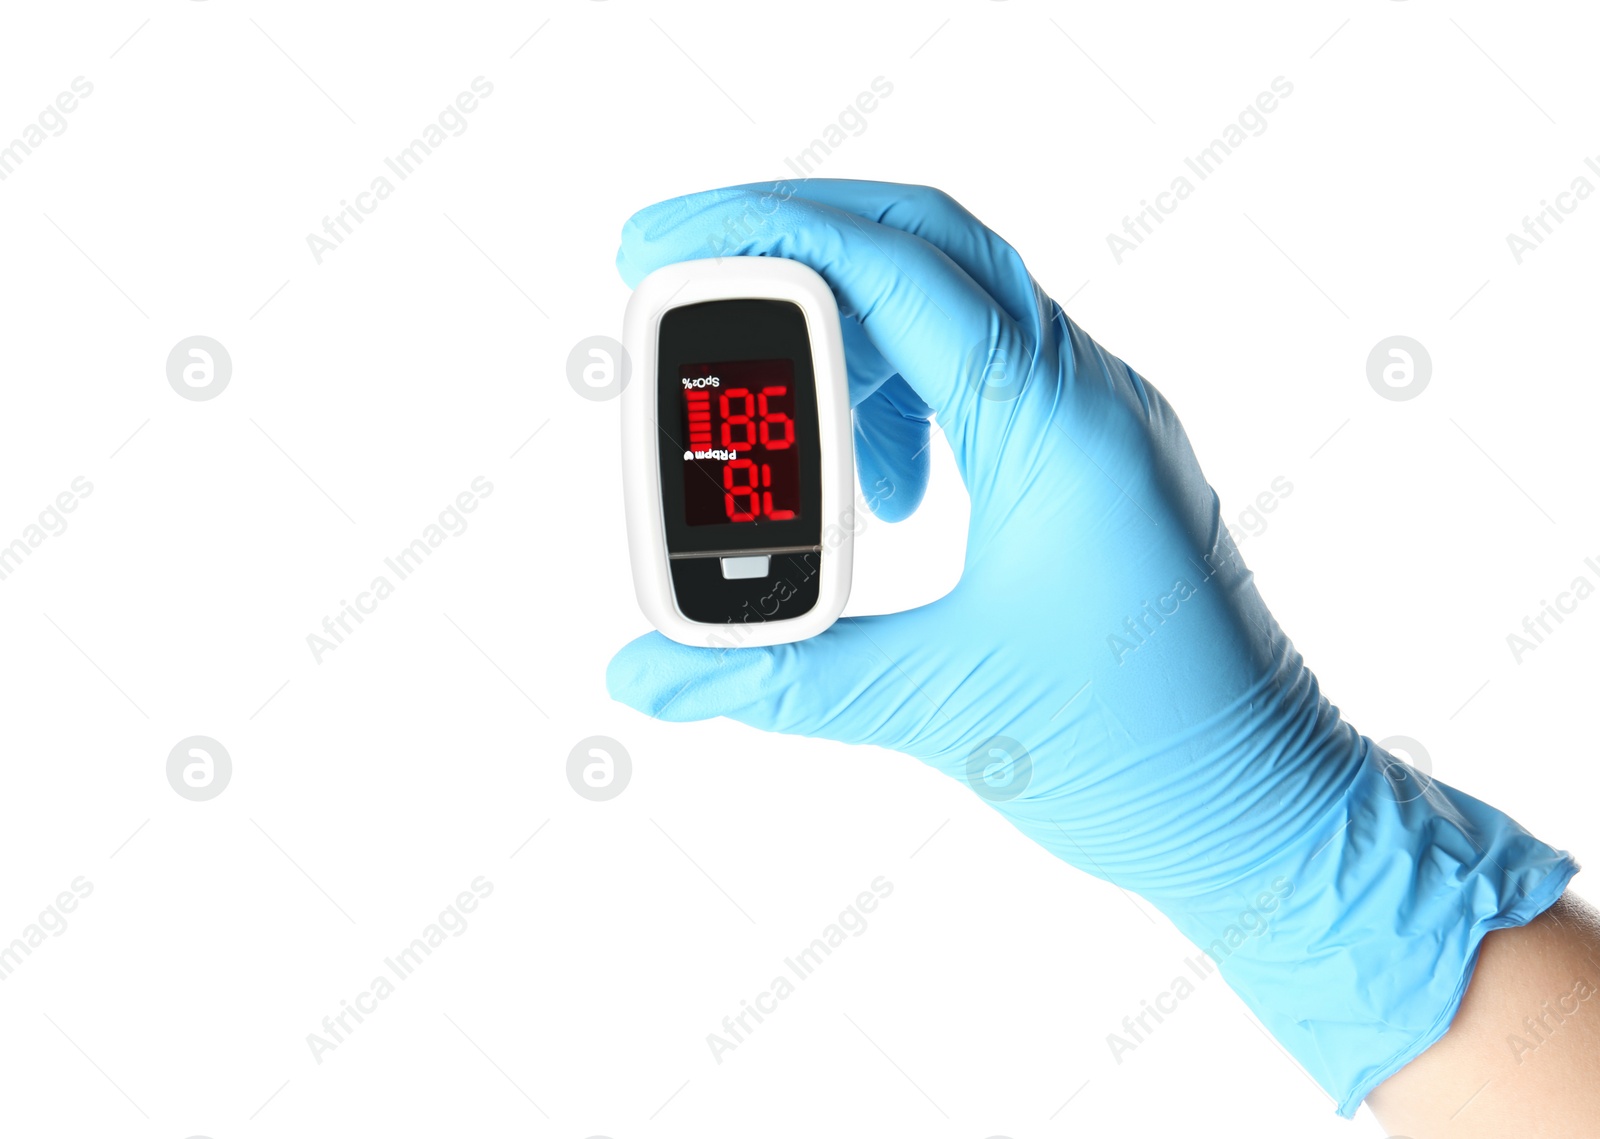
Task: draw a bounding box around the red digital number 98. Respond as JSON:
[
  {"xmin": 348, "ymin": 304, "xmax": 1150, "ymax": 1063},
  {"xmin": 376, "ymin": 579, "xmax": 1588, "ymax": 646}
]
[{"xmin": 719, "ymin": 385, "xmax": 795, "ymax": 522}]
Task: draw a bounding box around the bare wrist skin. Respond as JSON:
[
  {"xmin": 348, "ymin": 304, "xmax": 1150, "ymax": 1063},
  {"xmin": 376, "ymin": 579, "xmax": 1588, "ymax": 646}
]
[{"xmin": 1368, "ymin": 892, "xmax": 1600, "ymax": 1136}]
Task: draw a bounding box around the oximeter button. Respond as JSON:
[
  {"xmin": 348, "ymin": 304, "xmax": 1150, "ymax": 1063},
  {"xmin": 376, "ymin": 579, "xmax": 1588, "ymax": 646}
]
[{"xmin": 720, "ymin": 555, "xmax": 771, "ymax": 581}]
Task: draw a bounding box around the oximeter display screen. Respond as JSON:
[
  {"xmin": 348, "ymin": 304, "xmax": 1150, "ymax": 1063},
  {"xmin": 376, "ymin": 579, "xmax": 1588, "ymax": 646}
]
[{"xmin": 678, "ymin": 359, "xmax": 801, "ymax": 526}]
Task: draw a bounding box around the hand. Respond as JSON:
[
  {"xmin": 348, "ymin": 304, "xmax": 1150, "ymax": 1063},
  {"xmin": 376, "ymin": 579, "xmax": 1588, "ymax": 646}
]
[{"xmin": 605, "ymin": 180, "xmax": 1577, "ymax": 1116}]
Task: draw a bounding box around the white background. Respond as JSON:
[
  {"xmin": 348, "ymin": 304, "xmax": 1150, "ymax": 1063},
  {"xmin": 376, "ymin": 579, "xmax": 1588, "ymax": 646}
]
[{"xmin": 1, "ymin": 1, "xmax": 1596, "ymax": 1136}]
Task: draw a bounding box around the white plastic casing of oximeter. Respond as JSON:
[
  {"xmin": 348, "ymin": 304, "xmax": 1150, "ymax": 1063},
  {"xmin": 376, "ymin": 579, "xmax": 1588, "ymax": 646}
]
[{"xmin": 620, "ymin": 257, "xmax": 853, "ymax": 648}]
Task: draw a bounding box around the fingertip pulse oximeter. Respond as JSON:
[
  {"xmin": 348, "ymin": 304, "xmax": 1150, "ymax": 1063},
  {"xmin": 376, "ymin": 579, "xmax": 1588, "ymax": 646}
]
[{"xmin": 621, "ymin": 257, "xmax": 852, "ymax": 648}]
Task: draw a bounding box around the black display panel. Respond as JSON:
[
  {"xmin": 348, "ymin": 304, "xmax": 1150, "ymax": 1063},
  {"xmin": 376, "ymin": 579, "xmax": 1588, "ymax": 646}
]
[
  {"xmin": 656, "ymin": 299, "xmax": 822, "ymax": 557},
  {"xmin": 668, "ymin": 551, "xmax": 821, "ymax": 625},
  {"xmin": 678, "ymin": 359, "xmax": 801, "ymax": 526}
]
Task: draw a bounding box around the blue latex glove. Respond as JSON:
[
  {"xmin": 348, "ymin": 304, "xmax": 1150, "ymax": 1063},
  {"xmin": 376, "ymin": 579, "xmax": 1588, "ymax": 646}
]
[{"xmin": 607, "ymin": 180, "xmax": 1578, "ymax": 1115}]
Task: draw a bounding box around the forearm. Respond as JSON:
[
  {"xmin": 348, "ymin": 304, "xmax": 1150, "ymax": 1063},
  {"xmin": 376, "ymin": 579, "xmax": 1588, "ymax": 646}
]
[{"xmin": 1369, "ymin": 891, "xmax": 1600, "ymax": 1136}]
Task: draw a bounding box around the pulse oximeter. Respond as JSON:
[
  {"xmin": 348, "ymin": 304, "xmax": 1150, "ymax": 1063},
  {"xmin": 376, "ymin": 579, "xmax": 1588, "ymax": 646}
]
[{"xmin": 621, "ymin": 257, "xmax": 852, "ymax": 648}]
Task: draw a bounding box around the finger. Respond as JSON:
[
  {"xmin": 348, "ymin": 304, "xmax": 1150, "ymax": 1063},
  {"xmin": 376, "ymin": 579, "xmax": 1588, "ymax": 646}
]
[
  {"xmin": 855, "ymin": 377, "xmax": 932, "ymax": 522},
  {"xmin": 840, "ymin": 311, "xmax": 897, "ymax": 407},
  {"xmin": 616, "ymin": 187, "xmax": 1021, "ymax": 432},
  {"xmin": 838, "ymin": 316, "xmax": 931, "ymax": 521},
  {"xmin": 605, "ymin": 611, "xmax": 939, "ymax": 750},
  {"xmin": 722, "ymin": 179, "xmax": 1049, "ymax": 336}
]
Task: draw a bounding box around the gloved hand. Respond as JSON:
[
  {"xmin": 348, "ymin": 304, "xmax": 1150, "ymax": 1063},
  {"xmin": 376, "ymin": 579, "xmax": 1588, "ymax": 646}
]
[{"xmin": 606, "ymin": 180, "xmax": 1577, "ymax": 1115}]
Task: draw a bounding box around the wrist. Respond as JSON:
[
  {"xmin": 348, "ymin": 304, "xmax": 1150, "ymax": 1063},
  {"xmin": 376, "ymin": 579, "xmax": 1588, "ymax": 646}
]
[{"xmin": 1158, "ymin": 740, "xmax": 1579, "ymax": 1115}]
